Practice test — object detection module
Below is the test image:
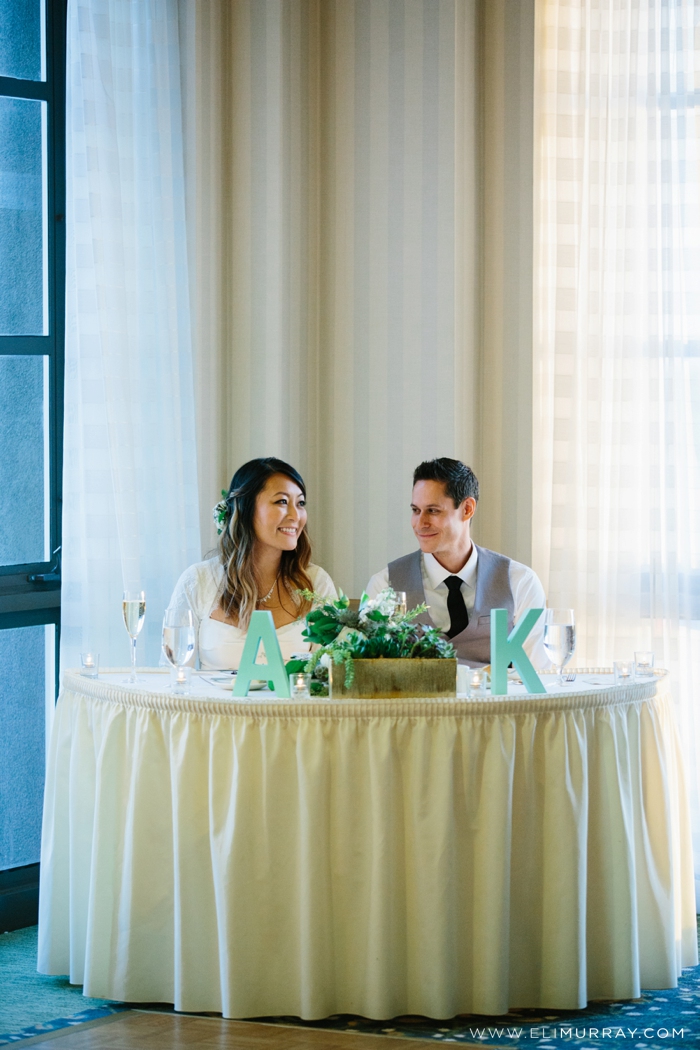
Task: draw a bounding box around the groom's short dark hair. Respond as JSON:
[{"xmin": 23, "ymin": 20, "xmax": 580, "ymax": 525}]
[{"xmin": 413, "ymin": 458, "xmax": 479, "ymax": 508}]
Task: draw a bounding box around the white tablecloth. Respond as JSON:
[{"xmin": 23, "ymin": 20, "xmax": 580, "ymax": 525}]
[{"xmin": 37, "ymin": 669, "xmax": 697, "ymax": 1019}]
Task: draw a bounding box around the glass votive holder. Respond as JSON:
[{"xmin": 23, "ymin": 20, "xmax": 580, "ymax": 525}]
[
  {"xmin": 393, "ymin": 590, "xmax": 407, "ymax": 616},
  {"xmin": 634, "ymin": 651, "xmax": 655, "ymax": 679},
  {"xmin": 289, "ymin": 672, "xmax": 312, "ymax": 700},
  {"xmin": 456, "ymin": 664, "xmax": 470, "ymax": 696},
  {"xmin": 614, "ymin": 660, "xmax": 634, "ymax": 683},
  {"xmin": 467, "ymin": 669, "xmax": 490, "ymax": 698},
  {"xmin": 80, "ymin": 652, "xmax": 99, "ymax": 678},
  {"xmin": 171, "ymin": 664, "xmax": 192, "ymax": 695}
]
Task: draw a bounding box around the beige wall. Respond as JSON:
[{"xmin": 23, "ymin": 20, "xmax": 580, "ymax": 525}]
[{"xmin": 181, "ymin": 0, "xmax": 533, "ymax": 595}]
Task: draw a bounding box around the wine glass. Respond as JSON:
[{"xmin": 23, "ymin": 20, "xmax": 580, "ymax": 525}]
[
  {"xmin": 122, "ymin": 590, "xmax": 146, "ymax": 683},
  {"xmin": 162, "ymin": 609, "xmax": 196, "ymax": 694},
  {"xmin": 543, "ymin": 608, "xmax": 576, "ymax": 684}
]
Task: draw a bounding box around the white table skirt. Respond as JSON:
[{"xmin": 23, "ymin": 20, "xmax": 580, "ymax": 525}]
[{"xmin": 37, "ymin": 669, "xmax": 697, "ymax": 1019}]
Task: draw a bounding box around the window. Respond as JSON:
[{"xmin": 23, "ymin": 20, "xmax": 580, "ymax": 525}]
[{"xmin": 0, "ymin": 0, "xmax": 65, "ymax": 917}]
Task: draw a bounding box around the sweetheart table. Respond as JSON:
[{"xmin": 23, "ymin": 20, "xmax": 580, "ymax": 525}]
[{"xmin": 37, "ymin": 668, "xmax": 697, "ymax": 1019}]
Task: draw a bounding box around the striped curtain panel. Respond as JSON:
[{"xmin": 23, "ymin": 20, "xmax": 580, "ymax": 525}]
[{"xmin": 182, "ymin": 0, "xmax": 479, "ymax": 597}]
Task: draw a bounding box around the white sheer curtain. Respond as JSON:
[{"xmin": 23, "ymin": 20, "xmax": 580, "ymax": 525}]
[
  {"xmin": 534, "ymin": 0, "xmax": 700, "ymax": 899},
  {"xmin": 61, "ymin": 0, "xmax": 200, "ymax": 671}
]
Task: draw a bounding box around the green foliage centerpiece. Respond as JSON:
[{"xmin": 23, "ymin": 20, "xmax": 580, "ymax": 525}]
[{"xmin": 287, "ymin": 588, "xmax": 457, "ymax": 699}]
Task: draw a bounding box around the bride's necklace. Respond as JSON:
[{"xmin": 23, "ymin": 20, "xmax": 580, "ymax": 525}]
[{"xmin": 257, "ymin": 574, "xmax": 279, "ymax": 606}]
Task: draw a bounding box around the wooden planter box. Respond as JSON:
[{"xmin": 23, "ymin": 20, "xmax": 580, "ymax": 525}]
[{"xmin": 329, "ymin": 657, "xmax": 457, "ymax": 700}]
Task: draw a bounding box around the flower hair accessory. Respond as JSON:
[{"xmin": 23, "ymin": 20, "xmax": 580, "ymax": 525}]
[{"xmin": 213, "ymin": 489, "xmax": 229, "ymax": 535}]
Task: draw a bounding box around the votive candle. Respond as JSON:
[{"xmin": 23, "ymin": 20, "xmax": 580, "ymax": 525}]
[
  {"xmin": 80, "ymin": 652, "xmax": 99, "ymax": 678},
  {"xmin": 614, "ymin": 660, "xmax": 633, "ymax": 683},
  {"xmin": 468, "ymin": 669, "xmax": 489, "ymax": 698},
  {"xmin": 289, "ymin": 672, "xmax": 311, "ymax": 700},
  {"xmin": 634, "ymin": 651, "xmax": 655, "ymax": 678}
]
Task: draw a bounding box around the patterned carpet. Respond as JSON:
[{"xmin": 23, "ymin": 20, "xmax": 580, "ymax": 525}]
[
  {"xmin": 255, "ymin": 982, "xmax": 700, "ymax": 1049},
  {"xmin": 1, "ymin": 925, "xmax": 699, "ymax": 1049},
  {"xmin": 0, "ymin": 927, "xmax": 127, "ymax": 1046}
]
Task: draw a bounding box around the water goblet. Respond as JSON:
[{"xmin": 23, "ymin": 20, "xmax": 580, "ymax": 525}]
[
  {"xmin": 122, "ymin": 590, "xmax": 146, "ymax": 684},
  {"xmin": 543, "ymin": 608, "xmax": 576, "ymax": 685},
  {"xmin": 162, "ymin": 609, "xmax": 196, "ymax": 694}
]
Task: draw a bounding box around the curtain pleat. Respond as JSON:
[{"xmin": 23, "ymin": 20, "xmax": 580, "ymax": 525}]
[
  {"xmin": 533, "ymin": 0, "xmax": 700, "ymax": 898},
  {"xmin": 182, "ymin": 0, "xmax": 480, "ymax": 595},
  {"xmin": 62, "ymin": 0, "xmax": 201, "ymax": 669}
]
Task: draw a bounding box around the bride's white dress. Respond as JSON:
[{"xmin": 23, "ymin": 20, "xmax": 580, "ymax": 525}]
[
  {"xmin": 199, "ymin": 615, "xmax": 314, "ymax": 670},
  {"xmin": 166, "ymin": 558, "xmax": 337, "ymax": 670}
]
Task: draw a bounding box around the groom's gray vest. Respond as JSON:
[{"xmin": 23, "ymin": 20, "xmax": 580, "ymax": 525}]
[{"xmin": 388, "ymin": 545, "xmax": 514, "ymax": 667}]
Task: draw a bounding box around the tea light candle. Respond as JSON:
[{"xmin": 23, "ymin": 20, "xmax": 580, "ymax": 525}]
[
  {"xmin": 614, "ymin": 660, "xmax": 633, "ymax": 682},
  {"xmin": 467, "ymin": 669, "xmax": 489, "ymax": 698},
  {"xmin": 80, "ymin": 652, "xmax": 99, "ymax": 678},
  {"xmin": 171, "ymin": 664, "xmax": 192, "ymax": 694},
  {"xmin": 289, "ymin": 672, "xmax": 312, "ymax": 700},
  {"xmin": 634, "ymin": 651, "xmax": 655, "ymax": 678}
]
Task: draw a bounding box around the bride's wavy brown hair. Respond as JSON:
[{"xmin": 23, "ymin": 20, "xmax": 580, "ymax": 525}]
[{"xmin": 218, "ymin": 458, "xmax": 314, "ymax": 629}]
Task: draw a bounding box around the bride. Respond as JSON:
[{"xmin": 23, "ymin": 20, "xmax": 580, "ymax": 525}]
[{"xmin": 167, "ymin": 457, "xmax": 337, "ymax": 669}]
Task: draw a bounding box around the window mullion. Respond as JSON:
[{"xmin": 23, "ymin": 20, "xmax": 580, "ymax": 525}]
[{"xmin": 0, "ymin": 76, "xmax": 49, "ymax": 101}]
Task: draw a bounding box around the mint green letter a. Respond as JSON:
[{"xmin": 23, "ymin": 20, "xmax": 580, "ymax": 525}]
[
  {"xmin": 232, "ymin": 610, "xmax": 291, "ymax": 698},
  {"xmin": 490, "ymin": 608, "xmax": 546, "ymax": 695}
]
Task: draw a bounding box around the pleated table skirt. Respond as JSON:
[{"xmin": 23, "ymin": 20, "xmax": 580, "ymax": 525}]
[{"xmin": 37, "ymin": 669, "xmax": 697, "ymax": 1019}]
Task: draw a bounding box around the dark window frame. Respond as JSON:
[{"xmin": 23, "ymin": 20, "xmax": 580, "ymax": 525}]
[
  {"xmin": 0, "ymin": 1, "xmax": 66, "ymax": 923},
  {"xmin": 0, "ymin": 0, "xmax": 66, "ymax": 598}
]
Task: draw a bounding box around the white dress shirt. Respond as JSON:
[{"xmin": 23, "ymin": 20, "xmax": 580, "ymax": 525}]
[{"xmin": 365, "ymin": 546, "xmax": 549, "ymax": 670}]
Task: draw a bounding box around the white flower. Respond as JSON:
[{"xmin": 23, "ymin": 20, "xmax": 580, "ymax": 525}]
[
  {"xmin": 319, "ymin": 653, "xmax": 332, "ymax": 669},
  {"xmin": 336, "ymin": 626, "xmax": 365, "ymax": 644},
  {"xmin": 212, "ymin": 498, "xmax": 228, "ymax": 535},
  {"xmin": 359, "ymin": 588, "xmax": 396, "ymax": 621}
]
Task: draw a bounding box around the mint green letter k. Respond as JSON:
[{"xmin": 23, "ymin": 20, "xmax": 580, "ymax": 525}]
[{"xmin": 490, "ymin": 608, "xmax": 546, "ymax": 695}]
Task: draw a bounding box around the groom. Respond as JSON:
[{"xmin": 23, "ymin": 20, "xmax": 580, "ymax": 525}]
[{"xmin": 365, "ymin": 458, "xmax": 547, "ymax": 668}]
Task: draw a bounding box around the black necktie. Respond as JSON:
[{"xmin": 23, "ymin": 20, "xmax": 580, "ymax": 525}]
[{"xmin": 444, "ymin": 576, "xmax": 469, "ymax": 638}]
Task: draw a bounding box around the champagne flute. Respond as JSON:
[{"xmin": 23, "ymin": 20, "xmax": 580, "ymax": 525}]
[
  {"xmin": 162, "ymin": 609, "xmax": 196, "ymax": 694},
  {"xmin": 122, "ymin": 590, "xmax": 146, "ymax": 683},
  {"xmin": 543, "ymin": 608, "xmax": 576, "ymax": 684}
]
